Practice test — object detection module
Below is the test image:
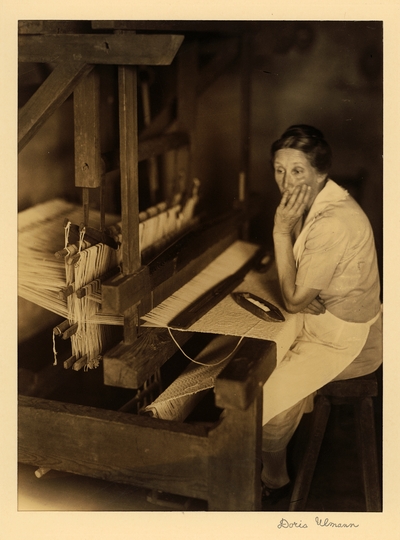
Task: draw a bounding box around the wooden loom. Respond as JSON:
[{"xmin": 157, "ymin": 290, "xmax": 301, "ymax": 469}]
[{"xmin": 18, "ymin": 21, "xmax": 280, "ymax": 511}]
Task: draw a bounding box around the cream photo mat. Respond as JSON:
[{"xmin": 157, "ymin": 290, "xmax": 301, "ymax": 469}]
[{"xmin": 1, "ymin": 2, "xmax": 399, "ymax": 539}]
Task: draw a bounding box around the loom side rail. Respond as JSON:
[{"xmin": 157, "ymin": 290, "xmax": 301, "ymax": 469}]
[{"xmin": 18, "ymin": 394, "xmax": 210, "ymax": 501}]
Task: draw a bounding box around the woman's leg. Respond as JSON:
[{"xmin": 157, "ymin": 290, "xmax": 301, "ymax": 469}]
[
  {"xmin": 261, "ymin": 395, "xmax": 314, "ymax": 488},
  {"xmin": 261, "ymin": 314, "xmax": 382, "ymax": 490}
]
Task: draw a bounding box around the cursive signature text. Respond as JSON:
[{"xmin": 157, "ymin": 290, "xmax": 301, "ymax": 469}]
[
  {"xmin": 276, "ymin": 516, "xmax": 360, "ymax": 529},
  {"xmin": 277, "ymin": 518, "xmax": 308, "ymax": 529},
  {"xmin": 315, "ymin": 517, "xmax": 359, "ymax": 528}
]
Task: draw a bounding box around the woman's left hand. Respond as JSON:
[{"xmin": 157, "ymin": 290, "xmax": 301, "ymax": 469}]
[
  {"xmin": 302, "ymin": 296, "xmax": 326, "ymax": 315},
  {"xmin": 274, "ymin": 184, "xmax": 311, "ymax": 235}
]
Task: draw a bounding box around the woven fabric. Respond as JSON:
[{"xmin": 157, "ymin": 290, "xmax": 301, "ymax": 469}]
[{"xmin": 143, "ymin": 335, "xmax": 240, "ymax": 421}]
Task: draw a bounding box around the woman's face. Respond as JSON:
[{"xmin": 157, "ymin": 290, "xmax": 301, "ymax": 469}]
[{"xmin": 273, "ymin": 148, "xmax": 326, "ymax": 208}]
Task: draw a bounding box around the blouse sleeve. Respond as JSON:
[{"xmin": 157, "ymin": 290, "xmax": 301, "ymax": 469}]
[{"xmin": 295, "ymin": 215, "xmax": 348, "ymax": 290}]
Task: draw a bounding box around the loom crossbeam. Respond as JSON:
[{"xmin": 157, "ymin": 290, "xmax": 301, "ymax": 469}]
[{"xmin": 18, "ymin": 34, "xmax": 185, "ymax": 65}]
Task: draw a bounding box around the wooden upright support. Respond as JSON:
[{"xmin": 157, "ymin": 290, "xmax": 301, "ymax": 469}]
[
  {"xmin": 18, "ymin": 62, "xmax": 93, "ymax": 152},
  {"xmin": 175, "ymin": 40, "xmax": 198, "ymax": 196},
  {"xmin": 208, "ymin": 339, "xmax": 277, "ymax": 511},
  {"xmin": 74, "ymin": 68, "xmax": 101, "ymax": 189},
  {"xmin": 118, "ymin": 65, "xmax": 140, "ymax": 277},
  {"xmin": 118, "ymin": 65, "xmax": 141, "ymax": 343},
  {"xmin": 239, "ymin": 33, "xmax": 252, "ymax": 204}
]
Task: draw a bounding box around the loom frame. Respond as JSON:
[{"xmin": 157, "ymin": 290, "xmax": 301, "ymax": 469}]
[
  {"xmin": 18, "ymin": 20, "xmax": 274, "ymax": 511},
  {"xmin": 18, "ymin": 338, "xmax": 276, "ymax": 511}
]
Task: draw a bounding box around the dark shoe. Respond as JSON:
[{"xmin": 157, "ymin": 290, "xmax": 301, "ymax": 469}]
[{"xmin": 261, "ymin": 481, "xmax": 292, "ymax": 505}]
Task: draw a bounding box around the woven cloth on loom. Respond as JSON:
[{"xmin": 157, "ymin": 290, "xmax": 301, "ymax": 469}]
[
  {"xmin": 141, "ymin": 240, "xmax": 302, "ymax": 363},
  {"xmin": 142, "ymin": 334, "xmax": 240, "ymax": 421}
]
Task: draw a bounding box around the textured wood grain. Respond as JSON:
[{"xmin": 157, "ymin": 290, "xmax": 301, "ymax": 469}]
[
  {"xmin": 208, "ymin": 391, "xmax": 263, "ymax": 510},
  {"xmin": 18, "ymin": 34, "xmax": 184, "ymax": 65},
  {"xmin": 74, "ymin": 69, "xmax": 101, "ymax": 188},
  {"xmin": 215, "ymin": 339, "xmax": 276, "ymax": 410},
  {"xmin": 18, "ymin": 62, "xmax": 93, "ymax": 152},
  {"xmin": 18, "ymin": 395, "xmax": 209, "ymax": 500},
  {"xmin": 118, "ymin": 66, "xmax": 140, "ymax": 276},
  {"xmin": 101, "ymin": 211, "xmax": 241, "ymax": 315},
  {"xmin": 103, "ymin": 328, "xmax": 193, "ymax": 388}
]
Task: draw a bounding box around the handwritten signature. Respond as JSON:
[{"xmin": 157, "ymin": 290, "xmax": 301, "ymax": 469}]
[{"xmin": 277, "ymin": 517, "xmax": 359, "ymax": 529}]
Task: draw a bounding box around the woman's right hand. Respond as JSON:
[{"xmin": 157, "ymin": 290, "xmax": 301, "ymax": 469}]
[{"xmin": 273, "ymin": 184, "xmax": 311, "ymax": 235}]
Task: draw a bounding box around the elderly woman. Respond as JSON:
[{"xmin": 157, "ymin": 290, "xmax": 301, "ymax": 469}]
[{"xmin": 261, "ymin": 125, "xmax": 382, "ymax": 502}]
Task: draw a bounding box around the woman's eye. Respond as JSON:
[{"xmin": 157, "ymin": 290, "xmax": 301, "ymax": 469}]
[{"xmin": 293, "ymin": 169, "xmax": 303, "ymax": 175}]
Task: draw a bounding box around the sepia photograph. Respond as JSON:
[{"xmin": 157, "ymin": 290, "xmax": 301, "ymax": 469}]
[{"xmin": 3, "ymin": 3, "xmax": 400, "ymax": 539}]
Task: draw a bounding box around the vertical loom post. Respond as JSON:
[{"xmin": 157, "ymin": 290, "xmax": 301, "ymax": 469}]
[
  {"xmin": 239, "ymin": 33, "xmax": 252, "ymax": 200},
  {"xmin": 139, "ymin": 67, "xmax": 159, "ymax": 205},
  {"xmin": 74, "ymin": 68, "xmax": 101, "ymax": 189},
  {"xmin": 118, "ymin": 65, "xmax": 141, "ymax": 343},
  {"xmin": 73, "ymin": 67, "xmax": 102, "ymax": 228},
  {"xmin": 176, "ymin": 40, "xmax": 198, "ymax": 197},
  {"xmin": 239, "ymin": 33, "xmax": 252, "ymax": 239}
]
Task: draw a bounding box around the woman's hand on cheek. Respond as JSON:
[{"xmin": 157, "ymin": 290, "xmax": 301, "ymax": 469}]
[{"xmin": 274, "ymin": 184, "xmax": 311, "ymax": 235}]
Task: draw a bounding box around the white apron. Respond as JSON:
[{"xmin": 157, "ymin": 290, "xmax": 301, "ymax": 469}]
[{"xmin": 262, "ymin": 201, "xmax": 380, "ymax": 425}]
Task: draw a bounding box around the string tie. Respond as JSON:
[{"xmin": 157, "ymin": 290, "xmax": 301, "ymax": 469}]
[
  {"xmin": 167, "ymin": 326, "xmax": 245, "ymax": 366},
  {"xmin": 75, "ymin": 226, "xmax": 86, "ymax": 267},
  {"xmin": 52, "ymin": 331, "xmax": 58, "ymax": 365},
  {"xmin": 64, "ymin": 220, "xmax": 71, "ymax": 249}
]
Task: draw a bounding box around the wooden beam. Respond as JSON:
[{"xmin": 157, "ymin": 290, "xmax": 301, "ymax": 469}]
[
  {"xmin": 138, "ymin": 132, "xmax": 189, "ymax": 162},
  {"xmin": 100, "ymin": 132, "xmax": 190, "ymax": 173},
  {"xmin": 18, "ymin": 395, "xmax": 209, "ymax": 500},
  {"xmin": 118, "ymin": 65, "xmax": 141, "ymax": 344},
  {"xmin": 214, "ymin": 339, "xmax": 276, "ymax": 410},
  {"xmin": 118, "ymin": 65, "xmax": 140, "ymax": 276},
  {"xmin": 91, "ymin": 20, "xmax": 261, "ymax": 34},
  {"xmin": 18, "ymin": 20, "xmax": 91, "ymax": 35},
  {"xmin": 239, "ymin": 33, "xmax": 252, "ymax": 204},
  {"xmin": 138, "ymin": 99, "xmax": 176, "ymax": 141},
  {"xmin": 207, "ymin": 338, "xmax": 274, "ymax": 510},
  {"xmin": 101, "ymin": 211, "xmax": 241, "ymax": 315},
  {"xmin": 176, "ymin": 40, "xmax": 198, "ymax": 194},
  {"xmin": 74, "ymin": 68, "xmax": 101, "ymax": 188},
  {"xmin": 103, "ymin": 328, "xmax": 193, "ymax": 389},
  {"xmin": 18, "ymin": 62, "xmax": 93, "ymax": 152},
  {"xmin": 208, "ymin": 391, "xmax": 263, "ymax": 511},
  {"xmin": 18, "ymin": 34, "xmax": 184, "ymax": 65}
]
